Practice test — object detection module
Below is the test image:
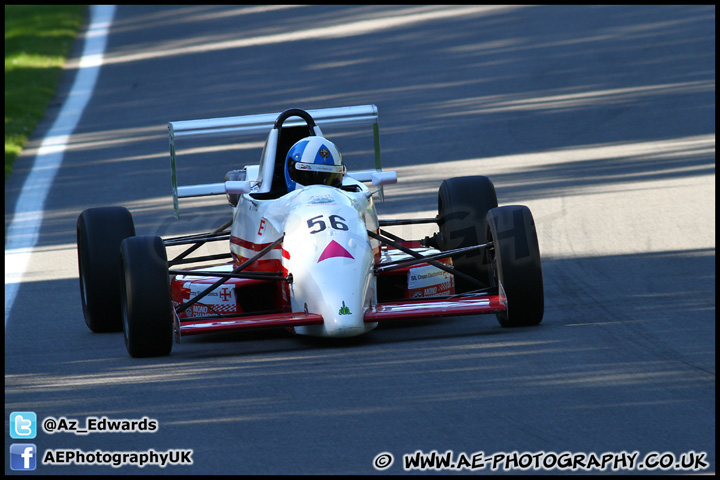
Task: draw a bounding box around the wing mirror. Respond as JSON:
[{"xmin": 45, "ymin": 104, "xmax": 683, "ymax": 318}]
[
  {"xmin": 225, "ymin": 181, "xmax": 252, "ymax": 194},
  {"xmin": 371, "ymin": 171, "xmax": 397, "ymax": 186}
]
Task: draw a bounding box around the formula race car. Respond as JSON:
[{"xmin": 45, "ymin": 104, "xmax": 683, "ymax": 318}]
[{"xmin": 77, "ymin": 105, "xmax": 543, "ymax": 357}]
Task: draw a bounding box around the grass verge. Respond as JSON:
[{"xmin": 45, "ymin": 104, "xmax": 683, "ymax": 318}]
[{"xmin": 5, "ymin": 5, "xmax": 87, "ymax": 181}]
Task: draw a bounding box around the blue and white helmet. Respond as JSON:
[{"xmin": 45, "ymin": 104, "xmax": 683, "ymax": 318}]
[{"xmin": 284, "ymin": 136, "xmax": 345, "ymax": 191}]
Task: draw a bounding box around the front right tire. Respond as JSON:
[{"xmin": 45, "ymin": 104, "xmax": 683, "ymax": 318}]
[{"xmin": 120, "ymin": 235, "xmax": 173, "ymax": 357}]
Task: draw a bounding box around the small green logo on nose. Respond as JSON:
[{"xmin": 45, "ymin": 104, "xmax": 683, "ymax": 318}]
[{"xmin": 339, "ymin": 301, "xmax": 351, "ymax": 315}]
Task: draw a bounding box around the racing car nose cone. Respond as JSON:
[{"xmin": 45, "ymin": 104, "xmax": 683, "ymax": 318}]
[{"xmin": 318, "ymin": 240, "xmax": 354, "ymax": 263}]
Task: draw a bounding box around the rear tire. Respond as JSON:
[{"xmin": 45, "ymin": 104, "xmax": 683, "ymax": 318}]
[
  {"xmin": 77, "ymin": 207, "xmax": 135, "ymax": 332},
  {"xmin": 437, "ymin": 176, "xmax": 498, "ymax": 292},
  {"xmin": 486, "ymin": 205, "xmax": 544, "ymax": 327},
  {"xmin": 120, "ymin": 236, "xmax": 173, "ymax": 357}
]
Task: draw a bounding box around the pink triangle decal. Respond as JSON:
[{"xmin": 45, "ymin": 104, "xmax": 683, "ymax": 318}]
[{"xmin": 318, "ymin": 240, "xmax": 354, "ymax": 263}]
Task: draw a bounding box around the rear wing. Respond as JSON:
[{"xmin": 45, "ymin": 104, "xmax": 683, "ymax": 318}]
[{"xmin": 168, "ymin": 105, "xmax": 382, "ymax": 217}]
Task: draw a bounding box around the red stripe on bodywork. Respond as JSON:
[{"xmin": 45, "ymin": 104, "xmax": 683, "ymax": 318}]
[
  {"xmin": 230, "ymin": 235, "xmax": 288, "ymax": 269},
  {"xmin": 230, "ymin": 236, "xmax": 281, "ymax": 251},
  {"xmin": 231, "ymin": 254, "xmax": 283, "ymax": 270}
]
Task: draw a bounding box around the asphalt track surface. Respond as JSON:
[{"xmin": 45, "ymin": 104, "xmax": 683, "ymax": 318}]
[{"xmin": 5, "ymin": 5, "xmax": 715, "ymax": 475}]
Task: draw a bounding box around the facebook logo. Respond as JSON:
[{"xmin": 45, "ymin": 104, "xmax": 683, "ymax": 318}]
[
  {"xmin": 10, "ymin": 411, "xmax": 37, "ymax": 439},
  {"xmin": 10, "ymin": 443, "xmax": 37, "ymax": 471}
]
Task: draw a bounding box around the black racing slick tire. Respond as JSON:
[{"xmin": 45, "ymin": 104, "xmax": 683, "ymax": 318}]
[
  {"xmin": 437, "ymin": 176, "xmax": 498, "ymax": 293},
  {"xmin": 120, "ymin": 236, "xmax": 173, "ymax": 358},
  {"xmin": 77, "ymin": 207, "xmax": 135, "ymax": 332},
  {"xmin": 486, "ymin": 205, "xmax": 544, "ymax": 327}
]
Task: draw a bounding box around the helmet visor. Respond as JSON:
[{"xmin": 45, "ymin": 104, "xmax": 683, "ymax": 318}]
[{"xmin": 291, "ymin": 161, "xmax": 346, "ymax": 187}]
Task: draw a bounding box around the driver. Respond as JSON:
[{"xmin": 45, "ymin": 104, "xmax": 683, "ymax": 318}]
[{"xmin": 284, "ymin": 136, "xmax": 346, "ymax": 192}]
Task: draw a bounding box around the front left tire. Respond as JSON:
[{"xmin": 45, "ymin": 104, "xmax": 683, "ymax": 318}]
[{"xmin": 485, "ymin": 205, "xmax": 544, "ymax": 327}]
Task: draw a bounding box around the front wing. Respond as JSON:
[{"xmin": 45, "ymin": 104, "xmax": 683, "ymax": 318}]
[{"xmin": 174, "ymin": 293, "xmax": 506, "ymax": 339}]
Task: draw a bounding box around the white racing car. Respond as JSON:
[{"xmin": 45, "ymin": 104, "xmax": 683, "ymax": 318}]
[{"xmin": 77, "ymin": 105, "xmax": 543, "ymax": 357}]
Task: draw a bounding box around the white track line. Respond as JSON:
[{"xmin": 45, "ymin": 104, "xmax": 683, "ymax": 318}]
[{"xmin": 4, "ymin": 5, "xmax": 116, "ymax": 327}]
